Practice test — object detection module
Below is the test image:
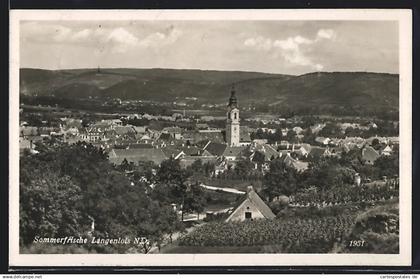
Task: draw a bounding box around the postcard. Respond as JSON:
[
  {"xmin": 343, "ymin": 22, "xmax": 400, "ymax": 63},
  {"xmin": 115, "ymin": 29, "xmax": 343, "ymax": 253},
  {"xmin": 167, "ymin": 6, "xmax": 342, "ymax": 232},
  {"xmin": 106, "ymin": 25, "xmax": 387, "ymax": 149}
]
[{"xmin": 9, "ymin": 9, "xmax": 412, "ymax": 266}]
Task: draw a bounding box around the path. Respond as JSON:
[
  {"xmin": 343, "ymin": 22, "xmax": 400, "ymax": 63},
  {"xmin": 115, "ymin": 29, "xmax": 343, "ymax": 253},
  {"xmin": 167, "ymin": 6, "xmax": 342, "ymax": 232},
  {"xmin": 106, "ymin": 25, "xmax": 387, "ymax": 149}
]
[{"xmin": 199, "ymin": 183, "xmax": 246, "ymax": 195}]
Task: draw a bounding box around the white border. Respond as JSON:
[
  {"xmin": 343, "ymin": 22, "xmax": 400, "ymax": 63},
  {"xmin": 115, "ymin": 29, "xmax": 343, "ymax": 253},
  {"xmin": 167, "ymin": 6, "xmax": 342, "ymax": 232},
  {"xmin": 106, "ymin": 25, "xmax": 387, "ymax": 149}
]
[{"xmin": 9, "ymin": 9, "xmax": 412, "ymax": 267}]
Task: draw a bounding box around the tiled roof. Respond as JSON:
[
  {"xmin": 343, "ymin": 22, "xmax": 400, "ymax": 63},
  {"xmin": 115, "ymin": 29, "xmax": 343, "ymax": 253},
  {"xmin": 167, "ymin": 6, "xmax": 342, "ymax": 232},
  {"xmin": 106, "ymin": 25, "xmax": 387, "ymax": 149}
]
[
  {"xmin": 226, "ymin": 187, "xmax": 275, "ymax": 222},
  {"xmin": 161, "ymin": 146, "xmax": 184, "ymax": 158},
  {"xmin": 362, "ymin": 146, "xmax": 380, "ymax": 163},
  {"xmin": 222, "ymin": 146, "xmax": 247, "ymax": 157},
  {"xmin": 109, "ymin": 148, "xmax": 168, "ymax": 165},
  {"xmin": 205, "ymin": 142, "xmax": 227, "ymax": 156},
  {"xmin": 113, "ymin": 126, "xmax": 135, "ymax": 135},
  {"xmin": 20, "ymin": 126, "xmax": 38, "ymax": 136},
  {"xmin": 133, "ymin": 126, "xmax": 147, "ymax": 134},
  {"xmin": 180, "ymin": 156, "xmax": 217, "ymax": 168},
  {"xmin": 309, "ymin": 146, "xmax": 327, "ymax": 157}
]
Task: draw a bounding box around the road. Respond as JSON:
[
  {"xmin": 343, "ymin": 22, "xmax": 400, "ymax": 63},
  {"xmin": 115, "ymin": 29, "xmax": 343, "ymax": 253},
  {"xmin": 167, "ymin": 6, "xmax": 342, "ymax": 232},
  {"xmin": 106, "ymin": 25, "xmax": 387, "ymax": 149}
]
[{"xmin": 199, "ymin": 183, "xmax": 246, "ymax": 195}]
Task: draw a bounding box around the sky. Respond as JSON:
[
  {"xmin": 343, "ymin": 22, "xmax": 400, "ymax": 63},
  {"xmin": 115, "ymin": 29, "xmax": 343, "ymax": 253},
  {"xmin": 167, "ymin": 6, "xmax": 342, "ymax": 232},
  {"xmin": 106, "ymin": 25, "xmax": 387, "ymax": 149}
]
[{"xmin": 20, "ymin": 20, "xmax": 399, "ymax": 75}]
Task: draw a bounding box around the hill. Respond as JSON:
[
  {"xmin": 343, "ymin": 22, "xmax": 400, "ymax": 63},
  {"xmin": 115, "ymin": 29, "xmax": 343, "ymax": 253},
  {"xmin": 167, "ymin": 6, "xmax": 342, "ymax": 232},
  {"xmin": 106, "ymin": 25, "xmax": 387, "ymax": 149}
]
[{"xmin": 20, "ymin": 68, "xmax": 398, "ymax": 114}]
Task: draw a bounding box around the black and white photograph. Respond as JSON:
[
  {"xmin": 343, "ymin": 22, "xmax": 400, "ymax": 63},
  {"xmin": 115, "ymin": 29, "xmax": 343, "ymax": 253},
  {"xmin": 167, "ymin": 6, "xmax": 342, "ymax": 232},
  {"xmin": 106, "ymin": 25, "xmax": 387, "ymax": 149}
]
[{"xmin": 9, "ymin": 10, "xmax": 412, "ymax": 266}]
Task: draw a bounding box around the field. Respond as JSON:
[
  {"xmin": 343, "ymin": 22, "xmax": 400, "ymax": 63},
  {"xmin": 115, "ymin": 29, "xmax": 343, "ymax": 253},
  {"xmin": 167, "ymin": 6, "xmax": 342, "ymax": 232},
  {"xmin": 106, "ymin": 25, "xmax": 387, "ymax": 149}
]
[
  {"xmin": 162, "ymin": 199, "xmax": 399, "ymax": 254},
  {"xmin": 174, "ymin": 214, "xmax": 355, "ymax": 253}
]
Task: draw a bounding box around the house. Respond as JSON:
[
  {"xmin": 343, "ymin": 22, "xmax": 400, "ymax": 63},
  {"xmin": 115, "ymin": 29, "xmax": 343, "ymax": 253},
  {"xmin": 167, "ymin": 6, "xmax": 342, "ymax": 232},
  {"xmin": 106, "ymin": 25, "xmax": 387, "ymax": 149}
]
[
  {"xmin": 248, "ymin": 143, "xmax": 279, "ymax": 162},
  {"xmin": 162, "ymin": 146, "xmax": 185, "ymax": 159},
  {"xmin": 133, "ymin": 126, "xmax": 147, "ymax": 134},
  {"xmin": 297, "ymin": 144, "xmax": 311, "ymax": 157},
  {"xmin": 308, "ymin": 146, "xmax": 329, "ymax": 158},
  {"xmin": 310, "ymin": 123, "xmax": 326, "ymax": 134},
  {"xmin": 20, "ymin": 126, "xmax": 39, "ymax": 138},
  {"xmin": 292, "ymin": 126, "xmax": 304, "ymax": 134},
  {"xmin": 252, "ymin": 139, "xmax": 268, "ymax": 145},
  {"xmin": 281, "ymin": 128, "xmax": 289, "ymax": 137},
  {"xmin": 362, "ymin": 146, "xmax": 380, "ymax": 164},
  {"xmin": 101, "ymin": 119, "xmax": 123, "ymax": 126},
  {"xmin": 162, "ymin": 127, "xmax": 183, "ymax": 140},
  {"xmin": 225, "ymin": 186, "xmax": 275, "ymax": 222},
  {"xmin": 239, "ymin": 129, "xmax": 252, "ymax": 146},
  {"xmin": 79, "ymin": 127, "xmax": 106, "ymax": 142},
  {"xmin": 315, "ymin": 137, "xmax": 330, "ymax": 146},
  {"xmin": 62, "ymin": 118, "xmax": 83, "ymax": 130},
  {"xmin": 222, "ymin": 146, "xmax": 247, "ymax": 161},
  {"xmin": 204, "ymin": 142, "xmax": 227, "ymax": 157},
  {"xmin": 381, "ymin": 145, "xmax": 393, "ymax": 156},
  {"xmin": 196, "ymin": 123, "xmax": 209, "ymax": 130},
  {"xmin": 112, "ymin": 126, "xmax": 136, "ymax": 137},
  {"xmin": 108, "ymin": 148, "xmax": 168, "ymax": 166},
  {"xmin": 283, "ymin": 154, "xmax": 309, "ymax": 172},
  {"xmin": 214, "ymin": 159, "xmax": 229, "ymax": 176},
  {"xmin": 180, "ymin": 156, "xmax": 217, "ymax": 169},
  {"xmin": 19, "ymin": 138, "xmax": 37, "ymax": 154},
  {"xmin": 139, "ymin": 134, "xmax": 152, "ymax": 143},
  {"xmin": 180, "ymin": 146, "xmax": 201, "ymax": 156},
  {"xmin": 192, "ymin": 130, "xmax": 225, "ymax": 144}
]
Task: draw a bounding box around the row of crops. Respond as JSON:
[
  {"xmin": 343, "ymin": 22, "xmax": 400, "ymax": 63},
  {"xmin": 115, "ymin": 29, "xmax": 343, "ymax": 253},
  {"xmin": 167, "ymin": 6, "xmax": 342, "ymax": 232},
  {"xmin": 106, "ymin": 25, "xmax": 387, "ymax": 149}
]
[
  {"xmin": 179, "ymin": 214, "xmax": 356, "ymax": 253},
  {"xmin": 290, "ymin": 183, "xmax": 398, "ymax": 207}
]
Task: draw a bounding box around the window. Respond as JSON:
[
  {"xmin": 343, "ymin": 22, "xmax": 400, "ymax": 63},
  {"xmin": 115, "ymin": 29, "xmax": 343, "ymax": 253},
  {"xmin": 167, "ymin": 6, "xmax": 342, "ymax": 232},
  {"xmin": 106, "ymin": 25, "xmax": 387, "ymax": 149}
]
[
  {"xmin": 234, "ymin": 112, "xmax": 237, "ymax": 119},
  {"xmin": 245, "ymin": 212, "xmax": 252, "ymax": 219}
]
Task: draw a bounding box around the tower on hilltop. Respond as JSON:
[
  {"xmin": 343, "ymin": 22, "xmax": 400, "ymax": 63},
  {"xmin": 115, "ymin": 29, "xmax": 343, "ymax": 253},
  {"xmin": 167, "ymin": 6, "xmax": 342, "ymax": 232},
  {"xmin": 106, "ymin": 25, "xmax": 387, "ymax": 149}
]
[{"xmin": 226, "ymin": 85, "xmax": 240, "ymax": 147}]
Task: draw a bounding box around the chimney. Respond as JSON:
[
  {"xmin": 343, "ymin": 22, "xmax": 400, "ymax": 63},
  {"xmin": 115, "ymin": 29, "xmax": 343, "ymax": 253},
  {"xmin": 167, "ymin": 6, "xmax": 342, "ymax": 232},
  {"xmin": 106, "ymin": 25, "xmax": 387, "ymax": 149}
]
[{"xmin": 247, "ymin": 185, "xmax": 254, "ymax": 193}]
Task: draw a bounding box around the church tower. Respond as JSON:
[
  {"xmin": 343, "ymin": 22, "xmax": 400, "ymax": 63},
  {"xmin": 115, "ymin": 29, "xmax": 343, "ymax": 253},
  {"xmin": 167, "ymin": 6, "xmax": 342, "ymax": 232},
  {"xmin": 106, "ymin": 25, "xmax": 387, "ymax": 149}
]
[{"xmin": 226, "ymin": 85, "xmax": 240, "ymax": 147}]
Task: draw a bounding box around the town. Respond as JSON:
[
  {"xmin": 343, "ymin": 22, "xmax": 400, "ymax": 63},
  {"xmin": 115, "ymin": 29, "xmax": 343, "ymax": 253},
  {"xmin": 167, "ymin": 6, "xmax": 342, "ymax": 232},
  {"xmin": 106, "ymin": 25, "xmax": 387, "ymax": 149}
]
[{"xmin": 19, "ymin": 82, "xmax": 399, "ymax": 254}]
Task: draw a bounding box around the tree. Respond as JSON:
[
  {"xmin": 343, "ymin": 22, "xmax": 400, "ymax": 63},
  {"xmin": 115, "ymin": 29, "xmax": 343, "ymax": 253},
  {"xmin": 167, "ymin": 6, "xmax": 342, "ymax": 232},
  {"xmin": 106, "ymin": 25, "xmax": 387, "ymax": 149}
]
[
  {"xmin": 302, "ymin": 128, "xmax": 316, "ymax": 144},
  {"xmin": 154, "ymin": 158, "xmax": 191, "ymax": 206},
  {"xmin": 20, "ymin": 144, "xmax": 185, "ymax": 252},
  {"xmin": 262, "ymin": 159, "xmax": 299, "ymax": 201},
  {"xmin": 235, "ymin": 158, "xmax": 254, "ymax": 179},
  {"xmin": 318, "ymin": 123, "xmax": 342, "ymax": 138},
  {"xmin": 303, "ymin": 157, "xmax": 356, "ymax": 190},
  {"xmin": 252, "ymin": 151, "xmax": 266, "ymax": 169},
  {"xmin": 190, "ymin": 159, "xmax": 204, "ymax": 174},
  {"xmin": 20, "ymin": 165, "xmax": 83, "ymax": 245},
  {"xmin": 373, "ymin": 147, "xmax": 399, "ymax": 179},
  {"xmin": 286, "ymin": 130, "xmax": 297, "ymax": 143},
  {"xmin": 183, "ymin": 183, "xmax": 207, "ymax": 220},
  {"xmin": 371, "ymin": 138, "xmax": 380, "ymax": 149}
]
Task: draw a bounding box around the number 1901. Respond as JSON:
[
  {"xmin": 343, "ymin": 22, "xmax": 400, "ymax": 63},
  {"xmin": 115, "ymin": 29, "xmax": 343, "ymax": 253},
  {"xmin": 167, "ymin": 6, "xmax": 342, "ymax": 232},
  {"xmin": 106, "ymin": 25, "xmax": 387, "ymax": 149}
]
[{"xmin": 349, "ymin": 240, "xmax": 365, "ymax": 247}]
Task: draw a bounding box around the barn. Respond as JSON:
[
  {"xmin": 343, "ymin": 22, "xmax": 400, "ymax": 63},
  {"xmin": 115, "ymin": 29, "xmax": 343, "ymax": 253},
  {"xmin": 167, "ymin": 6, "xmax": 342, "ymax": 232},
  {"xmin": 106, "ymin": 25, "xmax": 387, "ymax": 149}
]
[{"xmin": 225, "ymin": 186, "xmax": 275, "ymax": 222}]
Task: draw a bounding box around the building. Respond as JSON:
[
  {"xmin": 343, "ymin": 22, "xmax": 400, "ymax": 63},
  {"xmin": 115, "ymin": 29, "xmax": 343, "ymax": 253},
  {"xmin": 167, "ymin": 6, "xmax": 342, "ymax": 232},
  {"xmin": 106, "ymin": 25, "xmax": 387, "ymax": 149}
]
[
  {"xmin": 381, "ymin": 145, "xmax": 393, "ymax": 156},
  {"xmin": 225, "ymin": 86, "xmax": 240, "ymax": 147},
  {"xmin": 108, "ymin": 148, "xmax": 168, "ymax": 166},
  {"xmin": 225, "ymin": 186, "xmax": 276, "ymax": 222},
  {"xmin": 362, "ymin": 146, "xmax": 380, "ymax": 165},
  {"xmin": 222, "ymin": 146, "xmax": 247, "ymax": 161}
]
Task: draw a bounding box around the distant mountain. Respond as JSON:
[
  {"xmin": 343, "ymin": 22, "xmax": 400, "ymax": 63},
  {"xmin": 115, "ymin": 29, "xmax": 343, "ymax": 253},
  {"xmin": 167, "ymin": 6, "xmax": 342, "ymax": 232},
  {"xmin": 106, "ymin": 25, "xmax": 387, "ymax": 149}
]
[{"xmin": 20, "ymin": 68, "xmax": 398, "ymax": 112}]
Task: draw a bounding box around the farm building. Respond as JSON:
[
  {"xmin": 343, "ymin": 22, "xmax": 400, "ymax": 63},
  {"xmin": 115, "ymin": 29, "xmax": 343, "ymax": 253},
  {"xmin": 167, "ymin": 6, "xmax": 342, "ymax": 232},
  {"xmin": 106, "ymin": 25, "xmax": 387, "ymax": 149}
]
[{"xmin": 225, "ymin": 186, "xmax": 275, "ymax": 222}]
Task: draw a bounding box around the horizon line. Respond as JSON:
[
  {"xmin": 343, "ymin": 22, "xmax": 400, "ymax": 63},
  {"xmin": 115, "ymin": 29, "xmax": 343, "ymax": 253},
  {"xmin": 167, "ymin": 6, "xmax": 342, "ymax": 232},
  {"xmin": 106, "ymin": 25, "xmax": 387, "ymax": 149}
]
[{"xmin": 19, "ymin": 66, "xmax": 399, "ymax": 76}]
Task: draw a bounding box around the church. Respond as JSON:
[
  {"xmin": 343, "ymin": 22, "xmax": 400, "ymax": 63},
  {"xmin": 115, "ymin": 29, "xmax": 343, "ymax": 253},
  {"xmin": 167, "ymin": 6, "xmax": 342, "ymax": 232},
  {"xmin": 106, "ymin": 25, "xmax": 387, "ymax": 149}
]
[{"xmin": 225, "ymin": 86, "xmax": 251, "ymax": 147}]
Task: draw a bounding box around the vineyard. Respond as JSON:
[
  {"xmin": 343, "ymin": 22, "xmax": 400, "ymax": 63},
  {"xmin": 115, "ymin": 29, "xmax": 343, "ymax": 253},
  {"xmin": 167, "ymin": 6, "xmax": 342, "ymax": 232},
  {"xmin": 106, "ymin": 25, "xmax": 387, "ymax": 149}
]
[
  {"xmin": 179, "ymin": 214, "xmax": 356, "ymax": 253},
  {"xmin": 290, "ymin": 182, "xmax": 398, "ymax": 207}
]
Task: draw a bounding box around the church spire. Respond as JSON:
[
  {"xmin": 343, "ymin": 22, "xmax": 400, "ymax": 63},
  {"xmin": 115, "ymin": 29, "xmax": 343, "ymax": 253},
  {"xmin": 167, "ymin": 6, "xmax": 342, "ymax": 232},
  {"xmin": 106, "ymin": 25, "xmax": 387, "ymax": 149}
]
[{"xmin": 228, "ymin": 84, "xmax": 237, "ymax": 108}]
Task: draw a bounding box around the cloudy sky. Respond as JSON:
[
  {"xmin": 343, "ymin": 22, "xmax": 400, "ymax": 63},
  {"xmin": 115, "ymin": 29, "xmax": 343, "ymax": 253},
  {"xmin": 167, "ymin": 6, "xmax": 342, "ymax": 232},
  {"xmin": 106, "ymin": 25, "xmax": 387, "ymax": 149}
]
[{"xmin": 20, "ymin": 20, "xmax": 398, "ymax": 75}]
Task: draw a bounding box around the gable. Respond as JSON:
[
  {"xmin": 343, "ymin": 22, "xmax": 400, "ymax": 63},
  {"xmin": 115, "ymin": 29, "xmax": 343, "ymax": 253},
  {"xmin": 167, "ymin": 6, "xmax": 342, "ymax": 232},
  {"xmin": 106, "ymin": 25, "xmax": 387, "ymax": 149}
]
[
  {"xmin": 226, "ymin": 199, "xmax": 266, "ymax": 222},
  {"xmin": 226, "ymin": 189, "xmax": 275, "ymax": 222}
]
